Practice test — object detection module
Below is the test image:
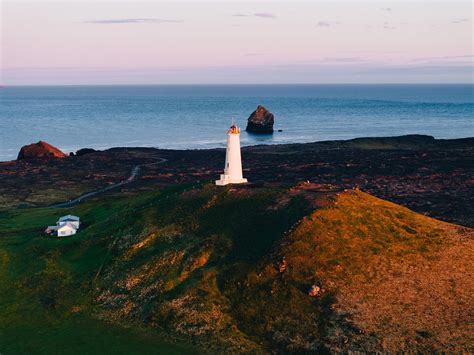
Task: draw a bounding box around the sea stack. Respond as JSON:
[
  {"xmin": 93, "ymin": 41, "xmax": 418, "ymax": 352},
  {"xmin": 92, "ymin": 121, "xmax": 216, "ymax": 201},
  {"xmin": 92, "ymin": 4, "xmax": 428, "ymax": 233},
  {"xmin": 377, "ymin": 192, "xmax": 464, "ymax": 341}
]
[
  {"xmin": 17, "ymin": 141, "xmax": 67, "ymax": 161},
  {"xmin": 245, "ymin": 105, "xmax": 274, "ymax": 133},
  {"xmin": 215, "ymin": 122, "xmax": 248, "ymax": 186}
]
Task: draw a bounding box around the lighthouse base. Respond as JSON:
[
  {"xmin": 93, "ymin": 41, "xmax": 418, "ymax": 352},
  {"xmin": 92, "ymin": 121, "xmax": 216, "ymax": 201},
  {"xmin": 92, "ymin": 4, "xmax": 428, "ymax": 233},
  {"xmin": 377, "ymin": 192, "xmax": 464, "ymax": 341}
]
[{"xmin": 215, "ymin": 174, "xmax": 248, "ymax": 186}]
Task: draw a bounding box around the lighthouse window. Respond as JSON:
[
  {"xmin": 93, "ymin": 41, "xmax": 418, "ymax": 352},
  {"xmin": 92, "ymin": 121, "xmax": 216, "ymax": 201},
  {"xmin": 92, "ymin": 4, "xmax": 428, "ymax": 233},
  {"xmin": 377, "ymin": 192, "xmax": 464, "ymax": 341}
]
[{"xmin": 227, "ymin": 163, "xmax": 229, "ymax": 167}]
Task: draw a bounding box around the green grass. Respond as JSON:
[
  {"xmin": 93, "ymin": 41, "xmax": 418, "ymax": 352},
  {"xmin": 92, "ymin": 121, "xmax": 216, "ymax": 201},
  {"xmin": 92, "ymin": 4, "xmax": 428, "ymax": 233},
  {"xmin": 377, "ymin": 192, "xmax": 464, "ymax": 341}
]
[
  {"xmin": 0, "ymin": 183, "xmax": 309, "ymax": 353},
  {"xmin": 1, "ymin": 315, "xmax": 193, "ymax": 355},
  {"xmin": 0, "ymin": 185, "xmax": 201, "ymax": 353},
  {"xmin": 0, "ymin": 184, "xmax": 461, "ymax": 353}
]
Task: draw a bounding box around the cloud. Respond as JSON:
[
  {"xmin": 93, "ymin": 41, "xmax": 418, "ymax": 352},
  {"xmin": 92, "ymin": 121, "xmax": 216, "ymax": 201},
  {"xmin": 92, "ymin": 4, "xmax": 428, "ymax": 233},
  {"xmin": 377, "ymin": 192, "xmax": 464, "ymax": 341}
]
[
  {"xmin": 84, "ymin": 18, "xmax": 182, "ymax": 24},
  {"xmin": 316, "ymin": 21, "xmax": 340, "ymax": 28},
  {"xmin": 451, "ymin": 18, "xmax": 470, "ymax": 24},
  {"xmin": 231, "ymin": 13, "xmax": 276, "ymax": 20},
  {"xmin": 412, "ymin": 55, "xmax": 474, "ymax": 63},
  {"xmin": 365, "ymin": 22, "xmax": 398, "ymax": 31},
  {"xmin": 320, "ymin": 57, "xmax": 366, "ymax": 63},
  {"xmin": 243, "ymin": 53, "xmax": 265, "ymax": 57},
  {"xmin": 316, "ymin": 21, "xmax": 330, "ymax": 27},
  {"xmin": 7, "ymin": 64, "xmax": 472, "ymax": 85},
  {"xmin": 254, "ymin": 12, "xmax": 276, "ymax": 19},
  {"xmin": 359, "ymin": 65, "xmax": 474, "ymax": 78},
  {"xmin": 342, "ymin": 50, "xmax": 405, "ymax": 54}
]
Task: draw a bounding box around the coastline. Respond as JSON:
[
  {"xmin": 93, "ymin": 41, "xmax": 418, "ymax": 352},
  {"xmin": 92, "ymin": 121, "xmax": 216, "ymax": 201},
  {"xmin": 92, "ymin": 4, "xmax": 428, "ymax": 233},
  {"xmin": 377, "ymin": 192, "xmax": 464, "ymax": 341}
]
[
  {"xmin": 2, "ymin": 134, "xmax": 474, "ymax": 163},
  {"xmin": 1, "ymin": 134, "xmax": 473, "ymax": 228}
]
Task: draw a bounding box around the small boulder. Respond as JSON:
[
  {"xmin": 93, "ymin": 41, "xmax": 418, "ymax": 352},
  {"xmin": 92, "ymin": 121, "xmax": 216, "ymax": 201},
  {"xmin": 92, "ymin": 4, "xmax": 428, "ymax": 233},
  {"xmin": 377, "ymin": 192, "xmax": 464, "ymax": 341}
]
[
  {"xmin": 277, "ymin": 257, "xmax": 287, "ymax": 273},
  {"xmin": 246, "ymin": 105, "xmax": 274, "ymax": 133},
  {"xmin": 17, "ymin": 141, "xmax": 66, "ymax": 161},
  {"xmin": 308, "ymin": 285, "xmax": 321, "ymax": 297}
]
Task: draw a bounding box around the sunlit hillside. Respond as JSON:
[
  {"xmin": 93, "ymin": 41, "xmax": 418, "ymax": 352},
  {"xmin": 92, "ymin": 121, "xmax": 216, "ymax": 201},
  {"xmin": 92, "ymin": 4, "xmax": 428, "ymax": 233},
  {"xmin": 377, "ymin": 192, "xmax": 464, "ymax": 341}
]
[{"xmin": 0, "ymin": 185, "xmax": 472, "ymax": 353}]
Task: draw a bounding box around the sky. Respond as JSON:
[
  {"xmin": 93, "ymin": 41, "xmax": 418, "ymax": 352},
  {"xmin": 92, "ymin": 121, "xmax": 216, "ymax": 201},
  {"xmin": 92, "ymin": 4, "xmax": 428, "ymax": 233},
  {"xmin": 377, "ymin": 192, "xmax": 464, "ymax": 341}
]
[{"xmin": 1, "ymin": 0, "xmax": 473, "ymax": 85}]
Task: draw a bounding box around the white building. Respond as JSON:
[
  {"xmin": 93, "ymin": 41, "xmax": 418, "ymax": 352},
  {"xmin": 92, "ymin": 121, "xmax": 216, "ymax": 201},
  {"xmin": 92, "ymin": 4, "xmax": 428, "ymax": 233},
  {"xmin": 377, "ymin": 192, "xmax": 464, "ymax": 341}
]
[
  {"xmin": 44, "ymin": 215, "xmax": 80, "ymax": 237},
  {"xmin": 57, "ymin": 222, "xmax": 78, "ymax": 237},
  {"xmin": 216, "ymin": 122, "xmax": 248, "ymax": 186},
  {"xmin": 58, "ymin": 215, "xmax": 80, "ymax": 229}
]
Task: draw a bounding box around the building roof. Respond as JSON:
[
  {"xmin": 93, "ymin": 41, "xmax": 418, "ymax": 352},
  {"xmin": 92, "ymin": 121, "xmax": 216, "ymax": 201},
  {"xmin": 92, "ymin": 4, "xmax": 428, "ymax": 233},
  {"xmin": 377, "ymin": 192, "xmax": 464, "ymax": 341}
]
[
  {"xmin": 59, "ymin": 214, "xmax": 80, "ymax": 222},
  {"xmin": 57, "ymin": 222, "xmax": 78, "ymax": 231}
]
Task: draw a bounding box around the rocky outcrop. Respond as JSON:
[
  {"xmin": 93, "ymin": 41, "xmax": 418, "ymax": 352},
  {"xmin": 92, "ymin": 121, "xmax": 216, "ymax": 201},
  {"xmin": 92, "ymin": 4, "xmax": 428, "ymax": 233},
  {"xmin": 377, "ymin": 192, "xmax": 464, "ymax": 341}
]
[
  {"xmin": 75, "ymin": 148, "xmax": 97, "ymax": 157},
  {"xmin": 246, "ymin": 105, "xmax": 274, "ymax": 133},
  {"xmin": 17, "ymin": 141, "xmax": 66, "ymax": 161}
]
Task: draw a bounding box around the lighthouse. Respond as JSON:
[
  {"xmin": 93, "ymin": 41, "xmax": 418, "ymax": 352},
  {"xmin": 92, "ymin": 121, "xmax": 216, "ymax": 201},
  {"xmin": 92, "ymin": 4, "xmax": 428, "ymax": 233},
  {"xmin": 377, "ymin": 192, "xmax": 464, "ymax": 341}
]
[{"xmin": 215, "ymin": 121, "xmax": 248, "ymax": 186}]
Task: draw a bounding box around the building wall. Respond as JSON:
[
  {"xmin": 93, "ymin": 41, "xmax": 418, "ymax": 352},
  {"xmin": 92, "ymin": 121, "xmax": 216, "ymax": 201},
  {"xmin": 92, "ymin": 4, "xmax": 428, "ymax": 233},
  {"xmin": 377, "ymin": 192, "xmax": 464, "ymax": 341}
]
[
  {"xmin": 57, "ymin": 227, "xmax": 76, "ymax": 237},
  {"xmin": 225, "ymin": 133, "xmax": 244, "ymax": 180}
]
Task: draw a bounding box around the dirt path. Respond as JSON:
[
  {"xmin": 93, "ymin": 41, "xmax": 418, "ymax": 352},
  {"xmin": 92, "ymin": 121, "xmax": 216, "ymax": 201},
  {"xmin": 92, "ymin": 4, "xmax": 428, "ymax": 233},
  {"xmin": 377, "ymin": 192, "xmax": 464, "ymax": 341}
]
[{"xmin": 50, "ymin": 158, "xmax": 167, "ymax": 208}]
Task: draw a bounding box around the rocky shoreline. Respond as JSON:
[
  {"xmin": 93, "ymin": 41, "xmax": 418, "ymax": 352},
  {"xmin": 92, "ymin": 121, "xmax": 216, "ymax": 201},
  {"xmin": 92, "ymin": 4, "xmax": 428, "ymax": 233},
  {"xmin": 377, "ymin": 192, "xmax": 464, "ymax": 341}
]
[{"xmin": 1, "ymin": 134, "xmax": 473, "ymax": 227}]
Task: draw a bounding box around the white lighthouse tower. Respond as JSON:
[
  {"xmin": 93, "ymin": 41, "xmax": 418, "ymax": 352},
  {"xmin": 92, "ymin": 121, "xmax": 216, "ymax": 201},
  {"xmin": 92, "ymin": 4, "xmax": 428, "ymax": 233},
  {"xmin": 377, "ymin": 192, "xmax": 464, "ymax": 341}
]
[{"xmin": 215, "ymin": 121, "xmax": 248, "ymax": 186}]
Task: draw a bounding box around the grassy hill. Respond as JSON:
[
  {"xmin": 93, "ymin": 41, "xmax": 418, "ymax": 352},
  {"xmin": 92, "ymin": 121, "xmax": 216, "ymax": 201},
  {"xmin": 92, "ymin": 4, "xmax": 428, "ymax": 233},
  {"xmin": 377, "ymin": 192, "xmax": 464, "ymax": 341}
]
[
  {"xmin": 0, "ymin": 184, "xmax": 472, "ymax": 353},
  {"xmin": 235, "ymin": 189, "xmax": 473, "ymax": 352}
]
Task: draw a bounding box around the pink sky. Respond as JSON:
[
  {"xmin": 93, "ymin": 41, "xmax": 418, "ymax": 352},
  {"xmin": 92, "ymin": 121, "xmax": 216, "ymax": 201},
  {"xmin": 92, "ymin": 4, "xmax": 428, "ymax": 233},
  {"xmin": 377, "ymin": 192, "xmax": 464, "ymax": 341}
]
[{"xmin": 1, "ymin": 1, "xmax": 473, "ymax": 84}]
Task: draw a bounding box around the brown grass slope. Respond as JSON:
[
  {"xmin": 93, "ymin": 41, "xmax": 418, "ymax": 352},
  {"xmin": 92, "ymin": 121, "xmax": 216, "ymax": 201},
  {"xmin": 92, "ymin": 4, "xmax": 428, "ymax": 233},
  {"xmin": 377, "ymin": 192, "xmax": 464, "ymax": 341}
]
[{"xmin": 235, "ymin": 189, "xmax": 473, "ymax": 353}]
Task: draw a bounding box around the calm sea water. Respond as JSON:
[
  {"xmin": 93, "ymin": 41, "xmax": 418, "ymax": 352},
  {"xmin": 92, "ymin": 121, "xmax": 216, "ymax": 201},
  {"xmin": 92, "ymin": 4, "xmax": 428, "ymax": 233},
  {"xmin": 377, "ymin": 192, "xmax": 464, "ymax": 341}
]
[{"xmin": 0, "ymin": 84, "xmax": 473, "ymax": 161}]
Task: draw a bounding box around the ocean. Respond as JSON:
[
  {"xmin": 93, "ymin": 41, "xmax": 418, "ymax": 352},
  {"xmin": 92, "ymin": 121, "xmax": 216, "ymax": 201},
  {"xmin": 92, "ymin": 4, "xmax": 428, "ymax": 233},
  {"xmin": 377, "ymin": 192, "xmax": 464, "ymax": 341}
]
[{"xmin": 0, "ymin": 84, "xmax": 473, "ymax": 161}]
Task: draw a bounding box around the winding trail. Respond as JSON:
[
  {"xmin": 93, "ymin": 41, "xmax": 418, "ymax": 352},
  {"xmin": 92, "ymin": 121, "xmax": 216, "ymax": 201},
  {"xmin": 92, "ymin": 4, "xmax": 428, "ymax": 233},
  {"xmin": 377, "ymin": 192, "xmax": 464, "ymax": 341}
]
[{"xmin": 50, "ymin": 157, "xmax": 168, "ymax": 208}]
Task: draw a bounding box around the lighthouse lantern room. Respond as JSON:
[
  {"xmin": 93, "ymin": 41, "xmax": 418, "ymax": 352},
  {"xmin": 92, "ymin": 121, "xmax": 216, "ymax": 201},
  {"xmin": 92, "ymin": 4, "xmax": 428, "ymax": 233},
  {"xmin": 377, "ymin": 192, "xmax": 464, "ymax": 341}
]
[{"xmin": 215, "ymin": 121, "xmax": 248, "ymax": 186}]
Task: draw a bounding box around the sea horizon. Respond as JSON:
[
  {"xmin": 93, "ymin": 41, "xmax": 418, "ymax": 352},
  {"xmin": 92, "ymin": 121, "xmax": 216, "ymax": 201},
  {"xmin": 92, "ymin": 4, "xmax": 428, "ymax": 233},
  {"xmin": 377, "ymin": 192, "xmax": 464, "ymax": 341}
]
[{"xmin": 3, "ymin": 83, "xmax": 473, "ymax": 87}]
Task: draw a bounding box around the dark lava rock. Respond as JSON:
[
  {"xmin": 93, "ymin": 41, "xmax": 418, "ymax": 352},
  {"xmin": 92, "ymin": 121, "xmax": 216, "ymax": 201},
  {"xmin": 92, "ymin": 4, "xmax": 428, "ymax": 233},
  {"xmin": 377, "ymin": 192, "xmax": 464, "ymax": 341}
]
[
  {"xmin": 76, "ymin": 148, "xmax": 97, "ymax": 156},
  {"xmin": 17, "ymin": 141, "xmax": 67, "ymax": 161},
  {"xmin": 246, "ymin": 105, "xmax": 274, "ymax": 133}
]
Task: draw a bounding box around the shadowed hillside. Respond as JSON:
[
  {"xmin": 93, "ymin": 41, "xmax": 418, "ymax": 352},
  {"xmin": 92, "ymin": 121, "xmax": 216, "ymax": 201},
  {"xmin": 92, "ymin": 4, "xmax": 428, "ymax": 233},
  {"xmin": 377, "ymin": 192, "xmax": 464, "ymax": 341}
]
[{"xmin": 0, "ymin": 184, "xmax": 472, "ymax": 353}]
